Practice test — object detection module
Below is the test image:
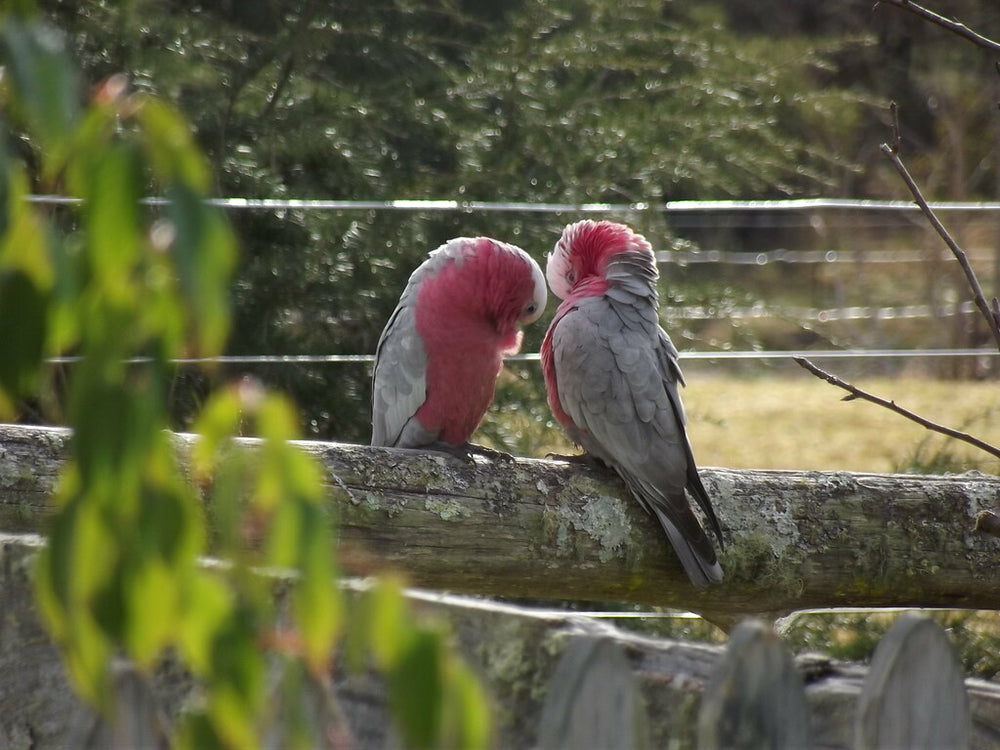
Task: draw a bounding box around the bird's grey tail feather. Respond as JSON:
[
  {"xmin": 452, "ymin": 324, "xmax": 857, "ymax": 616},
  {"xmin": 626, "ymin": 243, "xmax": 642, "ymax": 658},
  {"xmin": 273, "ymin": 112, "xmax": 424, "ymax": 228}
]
[
  {"xmin": 686, "ymin": 465, "xmax": 725, "ymax": 551},
  {"xmin": 653, "ymin": 508, "xmax": 723, "ymax": 589}
]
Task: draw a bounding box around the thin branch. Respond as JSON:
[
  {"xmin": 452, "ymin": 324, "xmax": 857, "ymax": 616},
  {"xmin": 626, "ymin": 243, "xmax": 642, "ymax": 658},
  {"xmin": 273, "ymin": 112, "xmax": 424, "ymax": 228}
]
[
  {"xmin": 879, "ymin": 141, "xmax": 1000, "ymax": 350},
  {"xmin": 889, "ymin": 101, "xmax": 901, "ymax": 153},
  {"xmin": 877, "ymin": 0, "xmax": 1000, "ymax": 55},
  {"xmin": 793, "ymin": 357, "xmax": 1000, "ymax": 461}
]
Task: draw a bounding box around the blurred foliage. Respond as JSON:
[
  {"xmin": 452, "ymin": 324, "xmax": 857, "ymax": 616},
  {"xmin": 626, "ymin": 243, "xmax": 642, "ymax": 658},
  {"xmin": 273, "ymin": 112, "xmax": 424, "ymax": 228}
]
[{"xmin": 0, "ymin": 9, "xmax": 490, "ymax": 748}]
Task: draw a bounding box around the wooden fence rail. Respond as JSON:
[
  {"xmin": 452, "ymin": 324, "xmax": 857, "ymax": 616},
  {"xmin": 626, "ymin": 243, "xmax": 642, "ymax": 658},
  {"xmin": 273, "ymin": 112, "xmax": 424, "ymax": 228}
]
[
  {"xmin": 2, "ymin": 533, "xmax": 1000, "ymax": 748},
  {"xmin": 2, "ymin": 423, "xmax": 999, "ymax": 747},
  {"xmin": 1, "ymin": 424, "xmax": 998, "ymax": 621}
]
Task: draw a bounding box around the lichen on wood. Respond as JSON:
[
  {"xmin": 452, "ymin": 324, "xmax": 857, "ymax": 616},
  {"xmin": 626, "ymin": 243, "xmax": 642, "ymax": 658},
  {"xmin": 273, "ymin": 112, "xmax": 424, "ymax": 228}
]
[{"xmin": 1, "ymin": 423, "xmax": 999, "ymax": 620}]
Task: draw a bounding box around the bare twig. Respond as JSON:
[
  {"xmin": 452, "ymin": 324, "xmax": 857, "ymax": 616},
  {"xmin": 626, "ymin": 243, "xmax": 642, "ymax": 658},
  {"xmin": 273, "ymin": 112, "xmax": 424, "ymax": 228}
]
[
  {"xmin": 889, "ymin": 101, "xmax": 901, "ymax": 153},
  {"xmin": 793, "ymin": 357, "xmax": 1000, "ymax": 461},
  {"xmin": 879, "ymin": 141, "xmax": 1000, "ymax": 350},
  {"xmin": 876, "ymin": 0, "xmax": 1000, "ymax": 55}
]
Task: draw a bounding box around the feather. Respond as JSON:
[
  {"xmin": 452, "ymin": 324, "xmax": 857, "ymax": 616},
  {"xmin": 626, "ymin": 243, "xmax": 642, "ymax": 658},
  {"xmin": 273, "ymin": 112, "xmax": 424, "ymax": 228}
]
[
  {"xmin": 373, "ymin": 237, "xmax": 546, "ymax": 448},
  {"xmin": 541, "ymin": 220, "xmax": 724, "ymax": 587}
]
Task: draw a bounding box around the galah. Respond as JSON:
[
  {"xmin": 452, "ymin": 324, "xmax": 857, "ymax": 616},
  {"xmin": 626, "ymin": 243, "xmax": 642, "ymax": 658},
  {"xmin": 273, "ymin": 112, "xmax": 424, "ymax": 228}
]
[
  {"xmin": 540, "ymin": 220, "xmax": 724, "ymax": 587},
  {"xmin": 371, "ymin": 236, "xmax": 547, "ymax": 454}
]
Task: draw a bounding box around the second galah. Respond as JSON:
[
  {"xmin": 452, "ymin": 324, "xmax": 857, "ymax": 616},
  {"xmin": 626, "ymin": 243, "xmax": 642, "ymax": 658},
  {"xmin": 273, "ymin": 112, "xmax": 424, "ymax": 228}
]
[
  {"xmin": 372, "ymin": 236, "xmax": 546, "ymax": 454},
  {"xmin": 541, "ymin": 220, "xmax": 724, "ymax": 587}
]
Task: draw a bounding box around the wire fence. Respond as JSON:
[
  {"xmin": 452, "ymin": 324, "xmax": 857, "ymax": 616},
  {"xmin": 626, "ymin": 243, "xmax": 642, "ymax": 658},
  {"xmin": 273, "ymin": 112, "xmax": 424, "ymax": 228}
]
[
  {"xmin": 28, "ymin": 194, "xmax": 1000, "ymax": 370},
  {"xmin": 27, "ymin": 194, "xmax": 1000, "ymax": 214},
  {"xmin": 43, "ymin": 348, "xmax": 1000, "ymax": 367}
]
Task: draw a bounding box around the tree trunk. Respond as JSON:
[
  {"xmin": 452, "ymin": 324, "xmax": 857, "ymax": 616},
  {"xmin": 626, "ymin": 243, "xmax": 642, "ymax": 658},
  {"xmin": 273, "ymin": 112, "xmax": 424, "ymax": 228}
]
[{"xmin": 1, "ymin": 423, "xmax": 998, "ymax": 621}]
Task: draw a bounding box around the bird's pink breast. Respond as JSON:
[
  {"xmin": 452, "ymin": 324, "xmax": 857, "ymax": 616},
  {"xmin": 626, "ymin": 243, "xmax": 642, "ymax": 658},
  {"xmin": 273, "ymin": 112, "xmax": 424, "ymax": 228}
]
[{"xmin": 412, "ymin": 251, "xmax": 524, "ymax": 444}]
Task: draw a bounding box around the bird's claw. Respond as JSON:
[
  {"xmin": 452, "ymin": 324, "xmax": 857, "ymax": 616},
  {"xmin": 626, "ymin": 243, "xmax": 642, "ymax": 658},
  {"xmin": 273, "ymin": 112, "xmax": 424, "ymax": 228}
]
[
  {"xmin": 429, "ymin": 442, "xmax": 516, "ymax": 464},
  {"xmin": 544, "ymin": 451, "xmax": 600, "ymax": 467},
  {"xmin": 465, "ymin": 443, "xmax": 517, "ymax": 462}
]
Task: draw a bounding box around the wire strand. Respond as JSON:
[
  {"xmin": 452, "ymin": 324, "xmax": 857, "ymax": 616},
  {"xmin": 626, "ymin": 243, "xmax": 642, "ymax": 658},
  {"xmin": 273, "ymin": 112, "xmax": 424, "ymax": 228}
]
[
  {"xmin": 41, "ymin": 348, "xmax": 1000, "ymax": 366},
  {"xmin": 26, "ymin": 194, "xmax": 1000, "ymax": 213},
  {"xmin": 28, "ymin": 195, "xmax": 1000, "ymax": 263}
]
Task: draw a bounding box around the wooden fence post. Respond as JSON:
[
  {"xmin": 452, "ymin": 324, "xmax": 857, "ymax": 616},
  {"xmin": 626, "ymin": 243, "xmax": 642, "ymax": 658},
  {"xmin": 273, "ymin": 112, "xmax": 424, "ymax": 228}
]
[
  {"xmin": 697, "ymin": 619, "xmax": 811, "ymax": 749},
  {"xmin": 854, "ymin": 613, "xmax": 971, "ymax": 749},
  {"xmin": 536, "ymin": 636, "xmax": 650, "ymax": 750}
]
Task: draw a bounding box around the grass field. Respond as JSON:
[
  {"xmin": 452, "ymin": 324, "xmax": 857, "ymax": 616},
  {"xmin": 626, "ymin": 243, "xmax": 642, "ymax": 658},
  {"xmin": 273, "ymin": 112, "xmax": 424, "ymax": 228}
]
[
  {"xmin": 522, "ymin": 372, "xmax": 1000, "ymax": 475},
  {"xmin": 679, "ymin": 374, "xmax": 1000, "ymax": 475}
]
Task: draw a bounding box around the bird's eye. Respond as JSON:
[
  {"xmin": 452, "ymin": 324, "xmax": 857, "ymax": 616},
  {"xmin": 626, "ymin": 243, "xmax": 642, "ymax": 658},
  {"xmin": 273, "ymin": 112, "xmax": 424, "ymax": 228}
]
[
  {"xmin": 567, "ymin": 270, "xmax": 577, "ymax": 284},
  {"xmin": 525, "ymin": 303, "xmax": 537, "ymax": 315}
]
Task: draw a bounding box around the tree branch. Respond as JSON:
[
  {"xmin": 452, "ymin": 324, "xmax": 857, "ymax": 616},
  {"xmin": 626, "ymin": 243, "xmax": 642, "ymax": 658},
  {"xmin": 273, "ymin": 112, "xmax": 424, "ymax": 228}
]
[
  {"xmin": 794, "ymin": 356, "xmax": 1000, "ymax": 461},
  {"xmin": 880, "ymin": 113, "xmax": 1000, "ymax": 350},
  {"xmin": 876, "ymin": 0, "xmax": 1000, "ymax": 55},
  {"xmin": 3, "ymin": 424, "xmax": 999, "ymax": 623}
]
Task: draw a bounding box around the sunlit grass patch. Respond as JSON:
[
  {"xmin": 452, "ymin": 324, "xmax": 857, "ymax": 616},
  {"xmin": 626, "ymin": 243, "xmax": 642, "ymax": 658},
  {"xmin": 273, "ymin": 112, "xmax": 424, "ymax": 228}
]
[{"xmin": 683, "ymin": 375, "xmax": 1000, "ymax": 474}]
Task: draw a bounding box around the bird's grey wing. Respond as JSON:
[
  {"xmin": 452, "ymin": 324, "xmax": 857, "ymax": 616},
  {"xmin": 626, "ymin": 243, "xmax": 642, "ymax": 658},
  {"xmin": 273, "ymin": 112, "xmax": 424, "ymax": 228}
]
[
  {"xmin": 552, "ymin": 298, "xmax": 686, "ymax": 478},
  {"xmin": 552, "ymin": 298, "xmax": 722, "ymax": 586},
  {"xmin": 371, "ymin": 280, "xmax": 430, "ymax": 447},
  {"xmin": 654, "ymin": 326, "xmax": 724, "ymax": 548}
]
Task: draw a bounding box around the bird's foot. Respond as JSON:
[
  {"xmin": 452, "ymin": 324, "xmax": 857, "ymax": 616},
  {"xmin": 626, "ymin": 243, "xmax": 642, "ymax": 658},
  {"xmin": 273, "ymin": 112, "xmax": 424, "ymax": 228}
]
[
  {"xmin": 464, "ymin": 442, "xmax": 517, "ymax": 462},
  {"xmin": 544, "ymin": 451, "xmax": 602, "ymax": 468},
  {"xmin": 428, "ymin": 441, "xmax": 515, "ymax": 464}
]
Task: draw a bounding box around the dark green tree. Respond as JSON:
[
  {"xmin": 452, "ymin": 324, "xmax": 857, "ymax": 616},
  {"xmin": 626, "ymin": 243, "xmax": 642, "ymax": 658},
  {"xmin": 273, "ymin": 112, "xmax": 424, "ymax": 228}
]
[{"xmin": 34, "ymin": 0, "xmax": 907, "ymax": 446}]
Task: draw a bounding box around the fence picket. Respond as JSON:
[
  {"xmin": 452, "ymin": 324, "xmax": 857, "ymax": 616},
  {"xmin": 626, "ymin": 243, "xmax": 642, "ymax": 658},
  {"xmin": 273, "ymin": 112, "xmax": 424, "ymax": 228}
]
[
  {"xmin": 854, "ymin": 613, "xmax": 971, "ymax": 750},
  {"xmin": 536, "ymin": 636, "xmax": 650, "ymax": 750},
  {"xmin": 697, "ymin": 619, "xmax": 810, "ymax": 749}
]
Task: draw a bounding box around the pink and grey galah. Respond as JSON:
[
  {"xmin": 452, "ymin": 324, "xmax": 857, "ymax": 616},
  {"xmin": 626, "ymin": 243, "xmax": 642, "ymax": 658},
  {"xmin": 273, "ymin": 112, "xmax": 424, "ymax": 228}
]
[
  {"xmin": 371, "ymin": 236, "xmax": 547, "ymax": 453},
  {"xmin": 541, "ymin": 220, "xmax": 724, "ymax": 588}
]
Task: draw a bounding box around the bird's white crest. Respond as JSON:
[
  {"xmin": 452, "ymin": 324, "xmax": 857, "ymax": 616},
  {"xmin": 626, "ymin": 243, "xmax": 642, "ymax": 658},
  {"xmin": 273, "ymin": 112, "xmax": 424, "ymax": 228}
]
[
  {"xmin": 525, "ymin": 253, "xmax": 548, "ymax": 323},
  {"xmin": 546, "ymin": 232, "xmax": 575, "ymax": 301}
]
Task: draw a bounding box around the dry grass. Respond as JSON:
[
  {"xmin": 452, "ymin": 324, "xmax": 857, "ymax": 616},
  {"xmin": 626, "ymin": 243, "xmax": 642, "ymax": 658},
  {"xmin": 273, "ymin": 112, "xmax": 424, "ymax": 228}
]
[
  {"xmin": 519, "ymin": 373, "xmax": 1000, "ymax": 475},
  {"xmin": 682, "ymin": 375, "xmax": 1000, "ymax": 474}
]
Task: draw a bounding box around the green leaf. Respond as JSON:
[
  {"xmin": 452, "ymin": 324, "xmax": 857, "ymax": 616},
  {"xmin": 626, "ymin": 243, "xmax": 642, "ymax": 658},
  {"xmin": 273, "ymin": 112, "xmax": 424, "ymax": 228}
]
[
  {"xmin": 178, "ymin": 573, "xmax": 234, "ymax": 678},
  {"xmin": 441, "ymin": 657, "xmax": 493, "ymax": 750},
  {"xmin": 367, "ymin": 576, "xmax": 411, "ymax": 669},
  {"xmin": 387, "ymin": 628, "xmax": 444, "ymax": 750},
  {"xmin": 0, "ymin": 269, "xmax": 47, "ymax": 398},
  {"xmin": 205, "ymin": 613, "xmax": 267, "ymax": 748},
  {"xmin": 33, "ymin": 489, "xmax": 117, "ymax": 706},
  {"xmin": 81, "ymin": 142, "xmax": 142, "ymax": 298},
  {"xmin": 292, "ymin": 503, "xmax": 341, "ymax": 672},
  {"xmin": 164, "ymin": 182, "xmax": 235, "ymax": 357},
  {"xmin": 124, "ymin": 557, "xmax": 179, "ymax": 668},
  {"xmin": 135, "ymin": 96, "xmax": 211, "ymax": 191},
  {"xmin": 175, "ymin": 711, "xmax": 227, "ymax": 750},
  {"xmin": 190, "ymin": 386, "xmax": 244, "ymax": 479},
  {"xmin": 0, "ymin": 19, "xmax": 80, "ymax": 157}
]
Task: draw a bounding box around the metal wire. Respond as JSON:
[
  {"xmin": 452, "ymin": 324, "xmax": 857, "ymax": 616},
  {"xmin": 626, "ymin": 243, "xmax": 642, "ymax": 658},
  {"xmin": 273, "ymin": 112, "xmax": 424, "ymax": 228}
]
[
  {"xmin": 26, "ymin": 194, "xmax": 1000, "ymax": 214},
  {"xmin": 28, "ymin": 193, "xmax": 999, "ymax": 264},
  {"xmin": 656, "ymin": 248, "xmax": 995, "ymax": 265},
  {"xmin": 41, "ymin": 348, "xmax": 998, "ymax": 366}
]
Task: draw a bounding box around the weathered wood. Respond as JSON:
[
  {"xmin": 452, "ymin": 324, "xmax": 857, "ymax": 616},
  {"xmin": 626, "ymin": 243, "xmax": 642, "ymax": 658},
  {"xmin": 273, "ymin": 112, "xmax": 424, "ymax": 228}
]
[
  {"xmin": 1, "ymin": 423, "xmax": 999, "ymax": 619},
  {"xmin": 536, "ymin": 637, "xmax": 650, "ymax": 750},
  {"xmin": 697, "ymin": 620, "xmax": 811, "ymax": 749},
  {"xmin": 3, "ymin": 533, "xmax": 1000, "ymax": 749},
  {"xmin": 855, "ymin": 613, "xmax": 971, "ymax": 749}
]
